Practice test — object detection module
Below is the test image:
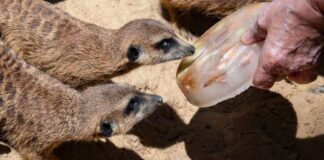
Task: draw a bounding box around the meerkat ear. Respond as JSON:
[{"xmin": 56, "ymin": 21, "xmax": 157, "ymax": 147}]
[{"xmin": 99, "ymin": 120, "xmax": 113, "ymax": 137}]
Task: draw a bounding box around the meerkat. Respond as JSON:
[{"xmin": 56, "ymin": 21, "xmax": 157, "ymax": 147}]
[
  {"xmin": 0, "ymin": 0, "xmax": 195, "ymax": 88},
  {"xmin": 0, "ymin": 42, "xmax": 163, "ymax": 160},
  {"xmin": 160, "ymin": 0, "xmax": 271, "ymax": 36},
  {"xmin": 161, "ymin": 0, "xmax": 271, "ymax": 19}
]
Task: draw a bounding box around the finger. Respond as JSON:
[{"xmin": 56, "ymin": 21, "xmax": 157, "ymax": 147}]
[
  {"xmin": 252, "ymin": 65, "xmax": 276, "ymax": 89},
  {"xmin": 241, "ymin": 5, "xmax": 269, "ymax": 45},
  {"xmin": 288, "ymin": 68, "xmax": 318, "ymax": 84}
]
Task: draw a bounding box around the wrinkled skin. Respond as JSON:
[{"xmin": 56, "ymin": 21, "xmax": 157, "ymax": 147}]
[{"xmin": 241, "ymin": 0, "xmax": 324, "ymax": 89}]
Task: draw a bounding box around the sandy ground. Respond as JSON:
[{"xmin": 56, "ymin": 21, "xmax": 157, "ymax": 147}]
[{"xmin": 0, "ymin": 0, "xmax": 324, "ymax": 160}]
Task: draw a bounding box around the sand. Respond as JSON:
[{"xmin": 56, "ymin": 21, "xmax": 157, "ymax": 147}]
[{"xmin": 0, "ymin": 0, "xmax": 323, "ymax": 160}]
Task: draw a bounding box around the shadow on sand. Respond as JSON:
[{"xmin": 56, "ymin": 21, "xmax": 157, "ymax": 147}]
[
  {"xmin": 51, "ymin": 88, "xmax": 324, "ymax": 160},
  {"xmin": 130, "ymin": 87, "xmax": 324, "ymax": 160}
]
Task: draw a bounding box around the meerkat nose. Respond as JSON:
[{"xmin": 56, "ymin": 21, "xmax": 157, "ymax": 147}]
[
  {"xmin": 187, "ymin": 45, "xmax": 195, "ymax": 55},
  {"xmin": 153, "ymin": 95, "xmax": 163, "ymax": 104}
]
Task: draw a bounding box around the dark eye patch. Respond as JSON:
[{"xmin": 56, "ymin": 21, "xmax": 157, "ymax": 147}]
[
  {"xmin": 124, "ymin": 97, "xmax": 140, "ymax": 115},
  {"xmin": 154, "ymin": 38, "xmax": 177, "ymax": 53},
  {"xmin": 127, "ymin": 46, "xmax": 141, "ymax": 62},
  {"xmin": 100, "ymin": 121, "xmax": 113, "ymax": 137}
]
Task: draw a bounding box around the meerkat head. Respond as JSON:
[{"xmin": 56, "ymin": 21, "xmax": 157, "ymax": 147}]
[
  {"xmin": 82, "ymin": 83, "xmax": 162, "ymax": 138},
  {"xmin": 115, "ymin": 19, "xmax": 195, "ymax": 66}
]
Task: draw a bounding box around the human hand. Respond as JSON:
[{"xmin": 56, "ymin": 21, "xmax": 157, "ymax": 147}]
[{"xmin": 241, "ymin": 0, "xmax": 324, "ymax": 89}]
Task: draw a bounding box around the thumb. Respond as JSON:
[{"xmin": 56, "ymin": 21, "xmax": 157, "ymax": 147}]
[
  {"xmin": 288, "ymin": 68, "xmax": 318, "ymax": 84},
  {"xmin": 252, "ymin": 65, "xmax": 276, "ymax": 89}
]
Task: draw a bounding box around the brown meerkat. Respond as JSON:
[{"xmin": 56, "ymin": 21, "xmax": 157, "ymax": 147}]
[
  {"xmin": 161, "ymin": 0, "xmax": 271, "ymax": 19},
  {"xmin": 0, "ymin": 0, "xmax": 195, "ymax": 88},
  {"xmin": 0, "ymin": 42, "xmax": 163, "ymax": 160},
  {"xmin": 161, "ymin": 0, "xmax": 271, "ymax": 36}
]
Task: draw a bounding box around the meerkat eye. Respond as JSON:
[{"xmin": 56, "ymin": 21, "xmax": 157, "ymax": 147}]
[
  {"xmin": 125, "ymin": 98, "xmax": 140, "ymax": 115},
  {"xmin": 127, "ymin": 46, "xmax": 141, "ymax": 62},
  {"xmin": 154, "ymin": 38, "xmax": 176, "ymax": 52}
]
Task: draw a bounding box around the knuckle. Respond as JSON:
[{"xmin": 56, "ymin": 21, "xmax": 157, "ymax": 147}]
[
  {"xmin": 262, "ymin": 51, "xmax": 289, "ymax": 74},
  {"xmin": 257, "ymin": 15, "xmax": 267, "ymax": 29}
]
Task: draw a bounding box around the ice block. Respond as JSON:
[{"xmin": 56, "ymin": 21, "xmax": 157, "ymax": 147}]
[{"xmin": 176, "ymin": 3, "xmax": 265, "ymax": 108}]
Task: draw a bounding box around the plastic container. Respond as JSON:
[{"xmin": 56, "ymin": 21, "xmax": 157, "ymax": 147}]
[{"xmin": 176, "ymin": 3, "xmax": 265, "ymax": 108}]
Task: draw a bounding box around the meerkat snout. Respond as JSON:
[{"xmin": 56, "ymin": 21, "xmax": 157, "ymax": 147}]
[
  {"xmin": 187, "ymin": 45, "xmax": 196, "ymax": 55},
  {"xmin": 153, "ymin": 95, "xmax": 163, "ymax": 104}
]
